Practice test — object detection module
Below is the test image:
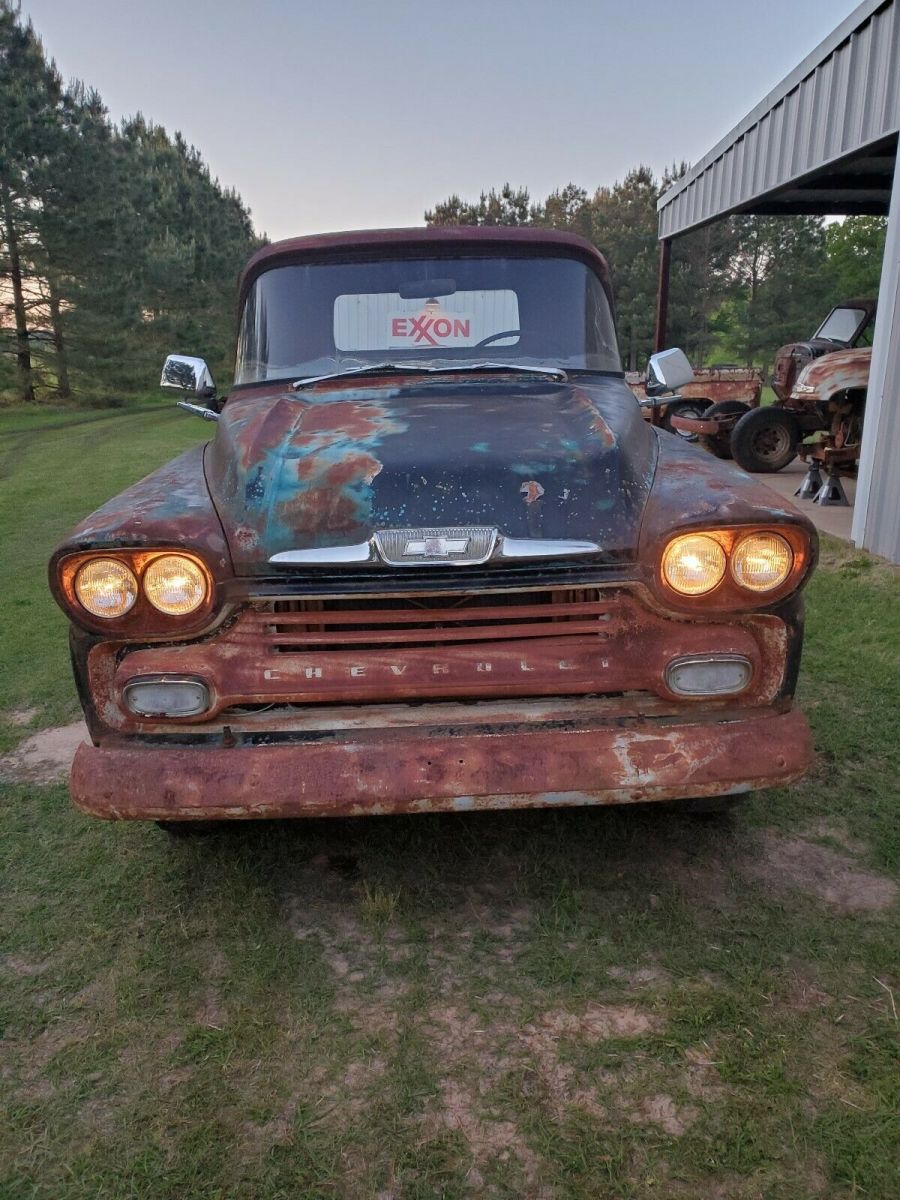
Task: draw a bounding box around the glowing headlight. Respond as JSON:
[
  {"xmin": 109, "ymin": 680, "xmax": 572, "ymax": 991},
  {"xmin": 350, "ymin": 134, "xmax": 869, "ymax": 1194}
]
[
  {"xmin": 662, "ymin": 534, "xmax": 726, "ymax": 596},
  {"xmin": 75, "ymin": 559, "xmax": 138, "ymax": 618},
  {"xmin": 143, "ymin": 555, "xmax": 208, "ymax": 615},
  {"xmin": 731, "ymin": 533, "xmax": 793, "ymax": 592}
]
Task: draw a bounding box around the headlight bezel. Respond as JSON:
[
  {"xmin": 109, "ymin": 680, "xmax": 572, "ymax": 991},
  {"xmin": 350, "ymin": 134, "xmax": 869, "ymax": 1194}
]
[
  {"xmin": 657, "ymin": 524, "xmax": 811, "ymax": 609},
  {"xmin": 57, "ymin": 548, "xmax": 216, "ymax": 634}
]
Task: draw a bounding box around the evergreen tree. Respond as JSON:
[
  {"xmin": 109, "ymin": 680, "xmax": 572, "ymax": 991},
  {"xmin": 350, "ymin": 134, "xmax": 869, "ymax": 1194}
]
[{"xmin": 0, "ymin": 0, "xmax": 258, "ymax": 404}]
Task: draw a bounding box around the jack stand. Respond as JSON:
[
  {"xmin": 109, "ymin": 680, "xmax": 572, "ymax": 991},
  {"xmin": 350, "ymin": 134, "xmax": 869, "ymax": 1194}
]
[
  {"xmin": 814, "ymin": 470, "xmax": 850, "ymax": 506},
  {"xmin": 795, "ymin": 462, "xmax": 824, "ymax": 500}
]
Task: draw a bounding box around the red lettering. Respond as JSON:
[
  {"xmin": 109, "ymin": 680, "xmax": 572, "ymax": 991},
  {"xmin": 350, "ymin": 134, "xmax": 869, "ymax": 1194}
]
[
  {"xmin": 433, "ymin": 318, "xmax": 451, "ymax": 338},
  {"xmin": 453, "ymin": 319, "xmax": 470, "ymax": 337},
  {"xmin": 410, "ymin": 315, "xmax": 439, "ymax": 346},
  {"xmin": 392, "ymin": 318, "xmax": 408, "ymax": 336}
]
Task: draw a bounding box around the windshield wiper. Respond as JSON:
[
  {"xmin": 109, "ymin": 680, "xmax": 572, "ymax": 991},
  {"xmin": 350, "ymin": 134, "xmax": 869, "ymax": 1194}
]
[{"xmin": 292, "ymin": 361, "xmax": 567, "ymax": 389}]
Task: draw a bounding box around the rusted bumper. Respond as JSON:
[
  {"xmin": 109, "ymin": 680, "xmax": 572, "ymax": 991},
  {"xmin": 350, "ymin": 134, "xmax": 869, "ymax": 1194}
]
[{"xmin": 71, "ymin": 706, "xmax": 811, "ymax": 821}]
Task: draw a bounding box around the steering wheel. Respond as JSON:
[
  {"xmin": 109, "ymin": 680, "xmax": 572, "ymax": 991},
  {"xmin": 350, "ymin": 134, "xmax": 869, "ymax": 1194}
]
[{"xmin": 472, "ymin": 329, "xmax": 522, "ymax": 350}]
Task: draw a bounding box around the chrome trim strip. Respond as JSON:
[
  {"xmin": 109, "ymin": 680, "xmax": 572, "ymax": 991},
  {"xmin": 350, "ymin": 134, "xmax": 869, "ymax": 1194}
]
[
  {"xmin": 269, "ymin": 533, "xmax": 602, "ymax": 567},
  {"xmin": 269, "ymin": 543, "xmax": 374, "ymax": 565},
  {"xmin": 499, "ymin": 537, "xmax": 601, "ymax": 559}
]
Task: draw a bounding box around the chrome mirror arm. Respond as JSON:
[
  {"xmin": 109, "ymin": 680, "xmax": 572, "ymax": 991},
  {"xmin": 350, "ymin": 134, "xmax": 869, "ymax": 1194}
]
[{"xmin": 176, "ymin": 401, "xmax": 219, "ymax": 422}]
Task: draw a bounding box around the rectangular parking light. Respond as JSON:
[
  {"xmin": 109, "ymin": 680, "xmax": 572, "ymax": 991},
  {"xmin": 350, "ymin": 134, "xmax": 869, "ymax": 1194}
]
[
  {"xmin": 665, "ymin": 655, "xmax": 752, "ymax": 697},
  {"xmin": 123, "ymin": 676, "xmax": 210, "ymax": 717}
]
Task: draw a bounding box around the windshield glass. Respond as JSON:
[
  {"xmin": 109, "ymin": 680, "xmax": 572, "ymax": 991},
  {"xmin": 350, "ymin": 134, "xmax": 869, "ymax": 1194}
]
[
  {"xmin": 235, "ymin": 255, "xmax": 620, "ymax": 384},
  {"xmin": 814, "ymin": 306, "xmax": 867, "ymax": 343}
]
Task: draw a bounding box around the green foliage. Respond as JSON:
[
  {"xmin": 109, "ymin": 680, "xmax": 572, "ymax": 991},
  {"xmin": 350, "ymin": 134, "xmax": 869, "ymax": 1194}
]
[
  {"xmin": 823, "ymin": 216, "xmax": 888, "ymax": 300},
  {"xmin": 0, "ymin": 1, "xmax": 259, "ymax": 405},
  {"xmin": 425, "ymin": 172, "xmax": 886, "ymax": 371}
]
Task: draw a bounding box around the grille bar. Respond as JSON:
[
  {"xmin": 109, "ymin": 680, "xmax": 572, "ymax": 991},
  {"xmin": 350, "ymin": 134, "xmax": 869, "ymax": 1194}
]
[
  {"xmin": 265, "ymin": 599, "xmax": 613, "ymax": 627},
  {"xmin": 266, "ymin": 620, "xmax": 610, "ymax": 648},
  {"xmin": 237, "ymin": 586, "xmax": 627, "ymax": 656}
]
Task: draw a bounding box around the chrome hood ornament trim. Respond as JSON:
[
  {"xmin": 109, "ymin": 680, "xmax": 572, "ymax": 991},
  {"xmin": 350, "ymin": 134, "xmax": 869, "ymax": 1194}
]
[
  {"xmin": 269, "ymin": 531, "xmax": 601, "ymax": 567},
  {"xmin": 374, "ymin": 527, "xmax": 497, "ymax": 566},
  {"xmin": 500, "ymin": 537, "xmax": 600, "ymax": 559},
  {"xmin": 269, "ymin": 542, "xmax": 374, "ymax": 565}
]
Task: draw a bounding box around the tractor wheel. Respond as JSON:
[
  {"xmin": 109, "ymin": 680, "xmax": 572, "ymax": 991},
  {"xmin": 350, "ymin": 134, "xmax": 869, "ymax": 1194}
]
[
  {"xmin": 698, "ymin": 400, "xmax": 752, "ymax": 459},
  {"xmin": 660, "ymin": 399, "xmax": 709, "ymax": 442},
  {"xmin": 731, "ymin": 407, "xmax": 799, "ymax": 473}
]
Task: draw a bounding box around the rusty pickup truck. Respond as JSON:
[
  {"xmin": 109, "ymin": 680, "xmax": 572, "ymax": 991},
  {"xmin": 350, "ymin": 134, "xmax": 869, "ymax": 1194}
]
[{"xmin": 49, "ymin": 228, "xmax": 817, "ymax": 831}]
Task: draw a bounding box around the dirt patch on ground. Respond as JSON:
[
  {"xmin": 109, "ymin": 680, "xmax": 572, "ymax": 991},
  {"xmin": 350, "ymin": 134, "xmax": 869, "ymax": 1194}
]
[
  {"xmin": 7, "ymin": 706, "xmax": 39, "ymax": 727},
  {"xmin": 631, "ymin": 1092, "xmax": 698, "ymax": 1136},
  {"xmin": 0, "ymin": 721, "xmax": 88, "ymax": 784},
  {"xmin": 195, "ymin": 986, "xmax": 227, "ymax": 1029},
  {"xmin": 535, "ymin": 1004, "xmax": 660, "ymax": 1041},
  {"xmin": 742, "ymin": 829, "xmax": 897, "ymax": 914},
  {"xmin": 422, "ymin": 998, "xmax": 663, "ymax": 1171},
  {"xmin": 435, "ymin": 1077, "xmax": 547, "ymax": 1192},
  {"xmin": 1, "ymin": 955, "xmax": 52, "ymax": 977}
]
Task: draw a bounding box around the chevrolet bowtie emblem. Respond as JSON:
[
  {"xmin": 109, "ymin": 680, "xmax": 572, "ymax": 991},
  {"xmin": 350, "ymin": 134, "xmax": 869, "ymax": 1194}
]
[
  {"xmin": 404, "ymin": 536, "xmax": 470, "ymax": 557},
  {"xmin": 372, "ymin": 527, "xmax": 498, "ymax": 566}
]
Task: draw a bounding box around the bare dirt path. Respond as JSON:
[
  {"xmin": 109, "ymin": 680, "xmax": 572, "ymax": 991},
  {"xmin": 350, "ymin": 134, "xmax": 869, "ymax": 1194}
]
[{"xmin": 0, "ymin": 721, "xmax": 88, "ymax": 784}]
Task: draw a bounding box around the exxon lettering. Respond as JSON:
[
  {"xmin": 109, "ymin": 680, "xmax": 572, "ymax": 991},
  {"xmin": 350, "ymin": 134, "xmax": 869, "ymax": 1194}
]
[{"xmin": 391, "ymin": 316, "xmax": 471, "ymax": 345}]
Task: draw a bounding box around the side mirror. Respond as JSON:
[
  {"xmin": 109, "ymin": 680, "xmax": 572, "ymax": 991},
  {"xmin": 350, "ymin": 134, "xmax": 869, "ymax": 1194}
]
[
  {"xmin": 160, "ymin": 354, "xmax": 216, "ymax": 399},
  {"xmin": 646, "ymin": 348, "xmax": 694, "ymax": 395}
]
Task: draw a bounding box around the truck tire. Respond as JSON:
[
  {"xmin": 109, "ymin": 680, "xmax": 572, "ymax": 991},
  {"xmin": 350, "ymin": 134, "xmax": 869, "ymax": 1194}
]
[
  {"xmin": 731, "ymin": 407, "xmax": 799, "ymax": 473},
  {"xmin": 698, "ymin": 400, "xmax": 752, "ymax": 459},
  {"xmin": 660, "ymin": 399, "xmax": 709, "ymax": 442}
]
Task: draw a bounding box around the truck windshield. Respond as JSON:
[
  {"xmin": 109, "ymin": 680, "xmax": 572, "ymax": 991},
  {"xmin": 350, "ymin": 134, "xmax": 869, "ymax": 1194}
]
[
  {"xmin": 814, "ymin": 306, "xmax": 868, "ymax": 344},
  {"xmin": 235, "ymin": 255, "xmax": 621, "ymax": 384}
]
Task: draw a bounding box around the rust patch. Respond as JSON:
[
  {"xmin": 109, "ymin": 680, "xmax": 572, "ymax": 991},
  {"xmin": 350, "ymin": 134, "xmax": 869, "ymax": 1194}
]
[{"xmin": 519, "ymin": 479, "xmax": 545, "ymax": 504}]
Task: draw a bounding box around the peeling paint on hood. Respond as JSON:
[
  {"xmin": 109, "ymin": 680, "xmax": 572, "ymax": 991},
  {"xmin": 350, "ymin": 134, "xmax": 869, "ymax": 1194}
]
[{"xmin": 205, "ymin": 375, "xmax": 657, "ymax": 573}]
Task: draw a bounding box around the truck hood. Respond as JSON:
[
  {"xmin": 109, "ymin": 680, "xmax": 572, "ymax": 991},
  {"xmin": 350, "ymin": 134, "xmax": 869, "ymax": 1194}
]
[
  {"xmin": 792, "ymin": 346, "xmax": 871, "ymax": 395},
  {"xmin": 205, "ymin": 375, "xmax": 657, "ymax": 573}
]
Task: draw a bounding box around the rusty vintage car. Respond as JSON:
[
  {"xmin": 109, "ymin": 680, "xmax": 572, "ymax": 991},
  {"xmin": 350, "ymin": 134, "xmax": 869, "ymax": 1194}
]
[
  {"xmin": 49, "ymin": 228, "xmax": 817, "ymax": 831},
  {"xmin": 671, "ymin": 299, "xmax": 876, "ymax": 463},
  {"xmin": 731, "ymin": 345, "xmax": 871, "ymax": 475}
]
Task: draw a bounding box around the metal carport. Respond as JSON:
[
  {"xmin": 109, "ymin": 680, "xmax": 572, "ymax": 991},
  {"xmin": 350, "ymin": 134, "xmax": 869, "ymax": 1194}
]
[{"xmin": 655, "ymin": 0, "xmax": 899, "ymax": 562}]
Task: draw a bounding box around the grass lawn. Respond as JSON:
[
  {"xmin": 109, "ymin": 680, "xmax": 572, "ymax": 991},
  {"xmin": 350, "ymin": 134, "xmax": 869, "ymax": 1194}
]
[{"xmin": 1, "ymin": 408, "xmax": 898, "ymax": 1199}]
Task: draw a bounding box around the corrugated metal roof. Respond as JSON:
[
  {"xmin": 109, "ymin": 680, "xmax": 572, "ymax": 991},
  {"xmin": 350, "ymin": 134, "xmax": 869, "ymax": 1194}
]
[{"xmin": 658, "ymin": 0, "xmax": 899, "ymax": 238}]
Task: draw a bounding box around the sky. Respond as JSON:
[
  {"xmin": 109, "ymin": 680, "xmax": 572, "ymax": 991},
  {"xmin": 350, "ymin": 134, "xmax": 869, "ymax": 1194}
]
[{"xmin": 20, "ymin": 0, "xmax": 863, "ymax": 242}]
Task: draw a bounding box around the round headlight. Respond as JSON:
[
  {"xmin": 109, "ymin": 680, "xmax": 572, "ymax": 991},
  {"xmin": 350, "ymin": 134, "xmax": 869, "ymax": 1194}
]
[
  {"xmin": 75, "ymin": 559, "xmax": 138, "ymax": 618},
  {"xmin": 662, "ymin": 534, "xmax": 727, "ymax": 596},
  {"xmin": 731, "ymin": 533, "xmax": 793, "ymax": 592},
  {"xmin": 143, "ymin": 555, "xmax": 208, "ymax": 616}
]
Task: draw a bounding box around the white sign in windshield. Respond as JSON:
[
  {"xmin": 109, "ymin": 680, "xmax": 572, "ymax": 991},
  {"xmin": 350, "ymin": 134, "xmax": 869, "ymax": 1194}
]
[{"xmin": 334, "ymin": 290, "xmax": 520, "ymax": 351}]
